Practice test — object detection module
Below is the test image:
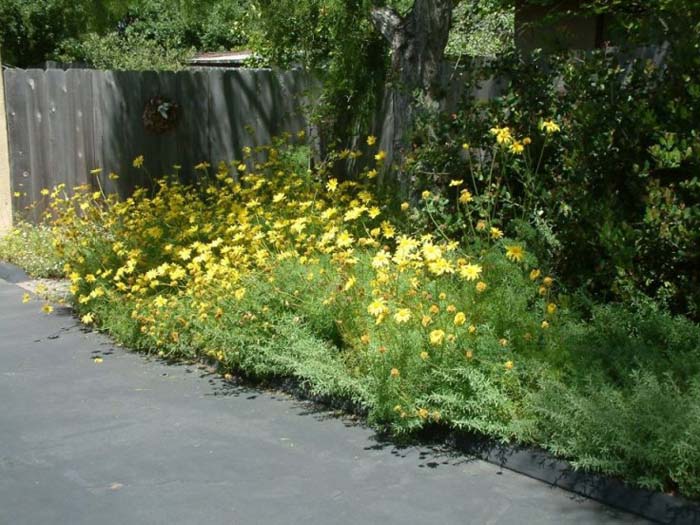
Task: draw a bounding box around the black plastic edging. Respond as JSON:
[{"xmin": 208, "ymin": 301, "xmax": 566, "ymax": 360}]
[{"xmin": 453, "ymin": 433, "xmax": 700, "ymax": 525}]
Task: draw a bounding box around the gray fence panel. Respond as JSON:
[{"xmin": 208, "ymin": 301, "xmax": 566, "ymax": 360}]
[
  {"xmin": 25, "ymin": 70, "xmax": 53, "ymax": 221},
  {"xmin": 69, "ymin": 69, "xmax": 96, "ymax": 191},
  {"xmin": 3, "ymin": 67, "xmax": 313, "ymax": 221},
  {"xmin": 4, "ymin": 71, "xmax": 32, "ymax": 217},
  {"xmin": 175, "ymin": 69, "xmax": 210, "ymax": 181}
]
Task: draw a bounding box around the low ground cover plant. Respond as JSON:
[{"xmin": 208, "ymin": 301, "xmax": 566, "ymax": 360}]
[
  {"xmin": 5, "ymin": 130, "xmax": 700, "ymax": 499},
  {"xmin": 0, "ymin": 221, "xmax": 64, "ymax": 278}
]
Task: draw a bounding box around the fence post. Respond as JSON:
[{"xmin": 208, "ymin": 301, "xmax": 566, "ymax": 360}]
[{"xmin": 0, "ymin": 50, "xmax": 12, "ymax": 234}]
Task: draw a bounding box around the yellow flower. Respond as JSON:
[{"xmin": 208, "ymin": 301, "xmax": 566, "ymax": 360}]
[
  {"xmin": 462, "ymin": 143, "xmax": 470, "ymax": 150},
  {"xmin": 400, "ymin": 201, "xmax": 410, "ymax": 211},
  {"xmin": 509, "ymin": 141, "xmax": 525, "ymax": 154},
  {"xmin": 490, "ymin": 227, "xmax": 504, "ymax": 239},
  {"xmin": 343, "ymin": 276, "xmax": 357, "ymax": 291},
  {"xmin": 540, "ymin": 119, "xmax": 561, "ymax": 134},
  {"xmin": 94, "ymin": 357, "xmax": 103, "ymax": 364},
  {"xmin": 394, "ymin": 308, "xmax": 412, "ymax": 324},
  {"xmin": 475, "ymin": 220, "xmax": 486, "ymax": 231},
  {"xmin": 422, "ymin": 243, "xmax": 442, "ymax": 261},
  {"xmin": 390, "ymin": 368, "xmax": 400, "ymax": 378},
  {"xmin": 429, "ymin": 329, "xmax": 445, "ymax": 346},
  {"xmin": 380, "ymin": 221, "xmax": 395, "ymax": 239},
  {"xmin": 417, "ymin": 407, "xmax": 429, "ymax": 419},
  {"xmin": 236, "ymin": 163, "xmax": 247, "ymax": 172},
  {"xmin": 490, "ymin": 126, "xmax": 513, "ymax": 145},
  {"xmin": 22, "ymin": 293, "xmax": 31, "ymax": 304},
  {"xmin": 367, "ymin": 298, "xmax": 388, "ymax": 317},
  {"xmin": 459, "ymin": 190, "xmax": 472, "ymax": 204},
  {"xmin": 454, "ymin": 312, "xmax": 466, "ymax": 326},
  {"xmin": 360, "ymin": 334, "xmax": 370, "ymax": 345},
  {"xmin": 367, "ymin": 135, "xmax": 377, "ymax": 146},
  {"xmin": 465, "ymin": 350, "xmax": 474, "ymax": 359},
  {"xmin": 132, "ymin": 155, "xmax": 144, "ymax": 168},
  {"xmin": 539, "ymin": 286, "xmax": 547, "ymax": 296},
  {"xmin": 326, "ymin": 178, "xmax": 338, "ymax": 192},
  {"xmin": 372, "ymin": 251, "xmax": 391, "ymax": 269},
  {"xmin": 367, "ymin": 169, "xmax": 378, "ymax": 179},
  {"xmin": 42, "ymin": 303, "xmax": 53, "ymax": 314},
  {"xmin": 421, "ymin": 190, "xmax": 432, "ymax": 200},
  {"xmin": 543, "ymin": 276, "xmax": 554, "ymax": 287},
  {"xmin": 375, "ymin": 150, "xmax": 387, "ymax": 162},
  {"xmin": 40, "ymin": 188, "xmax": 50, "ymax": 196},
  {"xmin": 530, "ymin": 269, "xmax": 541, "ymax": 281},
  {"xmin": 523, "ymin": 137, "xmax": 532, "ymax": 145},
  {"xmin": 476, "ymin": 281, "xmax": 488, "ymax": 293},
  {"xmin": 541, "ymin": 320, "xmax": 550, "ymax": 329},
  {"xmin": 153, "ymin": 296, "xmax": 168, "ymax": 308},
  {"xmin": 504, "ymin": 360, "xmax": 514, "ymax": 370},
  {"xmin": 446, "ymin": 304, "xmax": 456, "ymax": 313},
  {"xmin": 81, "ymin": 313, "xmax": 95, "ymax": 324},
  {"xmin": 505, "ymin": 245, "xmax": 525, "ymax": 262},
  {"xmin": 195, "ymin": 161, "xmax": 211, "ymax": 171},
  {"xmin": 429, "ymin": 304, "xmax": 440, "ymax": 315},
  {"xmin": 421, "ymin": 315, "xmax": 433, "ymax": 328},
  {"xmin": 468, "ymin": 324, "xmax": 477, "ymax": 334},
  {"xmin": 449, "ymin": 179, "xmax": 463, "ymax": 187},
  {"xmin": 427, "ymin": 258, "xmax": 453, "ymax": 276},
  {"xmin": 499, "ymin": 338, "xmax": 508, "ymax": 347},
  {"xmin": 547, "ymin": 303, "xmax": 557, "ymax": 315},
  {"xmin": 336, "ymin": 231, "xmax": 354, "ymax": 247},
  {"xmin": 420, "ymin": 351, "xmax": 429, "ymax": 360},
  {"xmin": 459, "ymin": 263, "xmax": 482, "ymax": 281}
]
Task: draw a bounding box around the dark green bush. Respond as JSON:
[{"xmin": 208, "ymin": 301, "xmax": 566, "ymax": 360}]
[{"xmin": 406, "ymin": 41, "xmax": 700, "ymax": 317}]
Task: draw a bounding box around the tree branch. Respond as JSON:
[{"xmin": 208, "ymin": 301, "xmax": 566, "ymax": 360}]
[{"xmin": 370, "ymin": 6, "xmax": 403, "ymax": 42}]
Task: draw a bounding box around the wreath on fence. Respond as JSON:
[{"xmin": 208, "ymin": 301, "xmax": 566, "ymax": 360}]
[{"xmin": 142, "ymin": 96, "xmax": 180, "ymax": 134}]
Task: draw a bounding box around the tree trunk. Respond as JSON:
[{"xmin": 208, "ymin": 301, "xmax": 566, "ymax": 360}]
[{"xmin": 371, "ymin": 0, "xmax": 453, "ymax": 193}]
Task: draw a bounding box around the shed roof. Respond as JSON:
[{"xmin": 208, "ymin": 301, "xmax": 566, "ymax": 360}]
[{"xmin": 187, "ymin": 51, "xmax": 253, "ymax": 68}]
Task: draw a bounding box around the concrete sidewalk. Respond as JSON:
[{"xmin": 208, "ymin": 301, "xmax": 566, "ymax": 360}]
[{"xmin": 0, "ymin": 277, "xmax": 647, "ymax": 525}]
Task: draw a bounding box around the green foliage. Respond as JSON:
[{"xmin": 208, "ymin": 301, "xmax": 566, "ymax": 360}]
[
  {"xmin": 406, "ymin": 38, "xmax": 700, "ymax": 317},
  {"xmin": 60, "ymin": 0, "xmax": 251, "ymax": 70},
  {"xmin": 248, "ymin": 0, "xmax": 386, "ymax": 146},
  {"xmin": 61, "ymin": 32, "xmax": 193, "ymax": 71},
  {"xmin": 0, "ymin": 221, "xmax": 64, "ymax": 278},
  {"xmin": 531, "ymin": 371, "xmax": 700, "ymax": 496},
  {"xmin": 446, "ymin": 0, "xmax": 514, "ymax": 58},
  {"xmin": 0, "ymin": 0, "xmax": 250, "ymax": 69},
  {"xmin": 0, "ymin": 0, "xmax": 94, "ymax": 67}
]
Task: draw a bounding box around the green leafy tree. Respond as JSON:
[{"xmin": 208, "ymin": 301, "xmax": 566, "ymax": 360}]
[{"xmin": 0, "ymin": 0, "xmax": 97, "ymax": 67}]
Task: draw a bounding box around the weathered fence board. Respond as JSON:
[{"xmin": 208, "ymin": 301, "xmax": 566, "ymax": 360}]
[{"xmin": 3, "ymin": 67, "xmax": 311, "ymax": 220}]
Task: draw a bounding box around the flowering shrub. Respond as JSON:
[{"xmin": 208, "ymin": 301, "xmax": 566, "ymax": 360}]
[{"xmin": 8, "ymin": 132, "xmax": 700, "ymax": 498}]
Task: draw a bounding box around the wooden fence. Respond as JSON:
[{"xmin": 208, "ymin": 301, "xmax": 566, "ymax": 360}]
[
  {"xmin": 2, "ymin": 67, "xmax": 313, "ymax": 221},
  {"xmin": 1, "ymin": 46, "xmax": 666, "ymax": 224}
]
